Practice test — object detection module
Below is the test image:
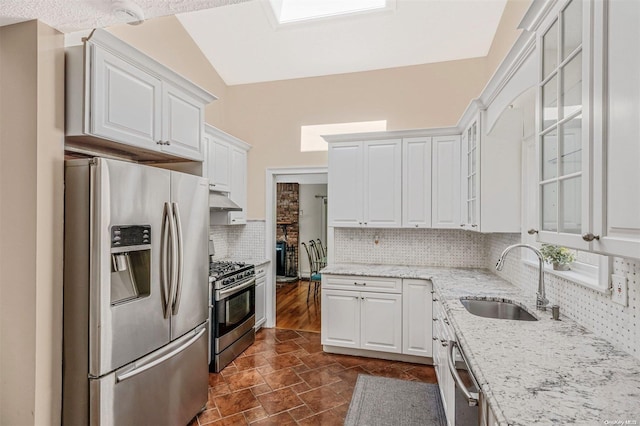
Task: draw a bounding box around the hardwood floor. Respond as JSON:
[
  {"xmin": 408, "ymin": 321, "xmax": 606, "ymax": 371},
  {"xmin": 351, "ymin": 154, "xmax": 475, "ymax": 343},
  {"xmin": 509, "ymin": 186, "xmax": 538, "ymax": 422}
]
[
  {"xmin": 191, "ymin": 328, "xmax": 437, "ymax": 425},
  {"xmin": 276, "ymin": 280, "xmax": 321, "ymax": 332}
]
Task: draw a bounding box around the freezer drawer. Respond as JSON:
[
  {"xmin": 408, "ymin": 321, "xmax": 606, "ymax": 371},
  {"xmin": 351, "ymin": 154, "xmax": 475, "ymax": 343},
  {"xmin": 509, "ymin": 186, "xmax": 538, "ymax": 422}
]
[{"xmin": 89, "ymin": 324, "xmax": 208, "ymax": 426}]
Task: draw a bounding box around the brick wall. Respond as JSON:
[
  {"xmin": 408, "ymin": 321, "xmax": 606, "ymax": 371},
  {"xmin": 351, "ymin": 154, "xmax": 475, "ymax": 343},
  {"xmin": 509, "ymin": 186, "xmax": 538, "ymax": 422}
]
[{"xmin": 276, "ymin": 183, "xmax": 299, "ymax": 276}]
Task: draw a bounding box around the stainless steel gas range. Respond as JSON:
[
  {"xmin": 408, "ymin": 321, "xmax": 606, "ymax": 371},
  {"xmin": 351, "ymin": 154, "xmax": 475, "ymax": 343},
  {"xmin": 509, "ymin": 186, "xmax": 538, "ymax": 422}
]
[{"xmin": 209, "ymin": 261, "xmax": 256, "ymax": 372}]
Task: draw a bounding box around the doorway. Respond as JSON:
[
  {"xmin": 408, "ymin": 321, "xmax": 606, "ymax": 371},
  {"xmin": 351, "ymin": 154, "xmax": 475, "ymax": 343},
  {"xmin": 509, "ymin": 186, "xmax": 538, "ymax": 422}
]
[{"xmin": 265, "ymin": 168, "xmax": 328, "ymax": 333}]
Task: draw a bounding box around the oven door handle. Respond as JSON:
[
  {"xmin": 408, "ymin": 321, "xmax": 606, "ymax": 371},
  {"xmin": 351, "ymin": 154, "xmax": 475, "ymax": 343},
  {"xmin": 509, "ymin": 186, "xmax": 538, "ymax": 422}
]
[
  {"xmin": 216, "ymin": 278, "xmax": 255, "ymax": 301},
  {"xmin": 447, "ymin": 340, "xmax": 479, "ymax": 407}
]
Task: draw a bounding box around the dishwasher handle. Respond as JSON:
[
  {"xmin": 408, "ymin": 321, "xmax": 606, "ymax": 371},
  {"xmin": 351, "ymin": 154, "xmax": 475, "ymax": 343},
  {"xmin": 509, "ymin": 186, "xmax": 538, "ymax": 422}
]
[{"xmin": 447, "ymin": 340, "xmax": 479, "ymax": 407}]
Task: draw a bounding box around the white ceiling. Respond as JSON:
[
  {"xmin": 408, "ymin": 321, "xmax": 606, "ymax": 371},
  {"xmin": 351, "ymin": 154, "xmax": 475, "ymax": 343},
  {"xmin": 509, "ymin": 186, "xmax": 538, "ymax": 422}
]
[
  {"xmin": 177, "ymin": 0, "xmax": 508, "ymax": 85},
  {"xmin": 0, "ymin": 0, "xmax": 508, "ymax": 87},
  {"xmin": 0, "ymin": 0, "xmax": 249, "ymax": 33}
]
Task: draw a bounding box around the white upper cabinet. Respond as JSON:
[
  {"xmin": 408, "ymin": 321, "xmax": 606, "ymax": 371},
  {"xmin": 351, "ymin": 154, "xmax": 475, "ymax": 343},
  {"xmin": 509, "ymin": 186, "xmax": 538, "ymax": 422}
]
[
  {"xmin": 591, "ymin": 0, "xmax": 640, "ymax": 259},
  {"xmin": 328, "ymin": 139, "xmax": 402, "ymax": 227},
  {"xmin": 536, "ymin": 0, "xmax": 590, "ymax": 249},
  {"xmin": 403, "ymin": 137, "xmax": 432, "ymax": 228},
  {"xmin": 328, "ymin": 142, "xmax": 364, "ymax": 227},
  {"xmin": 460, "ymin": 119, "xmax": 480, "ymax": 230},
  {"xmin": 363, "ymin": 139, "xmax": 402, "ymax": 227},
  {"xmin": 432, "ymin": 135, "xmax": 461, "ymax": 228},
  {"xmin": 205, "ymin": 125, "xmax": 251, "ymax": 226},
  {"xmin": 65, "ymin": 29, "xmax": 215, "ymax": 162},
  {"xmin": 533, "ymin": 0, "xmax": 640, "ymax": 259}
]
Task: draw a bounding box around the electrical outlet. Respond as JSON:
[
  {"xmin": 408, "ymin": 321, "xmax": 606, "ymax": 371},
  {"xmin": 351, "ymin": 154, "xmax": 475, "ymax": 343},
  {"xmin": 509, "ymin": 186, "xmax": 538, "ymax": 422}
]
[{"xmin": 611, "ymin": 274, "xmax": 628, "ymax": 307}]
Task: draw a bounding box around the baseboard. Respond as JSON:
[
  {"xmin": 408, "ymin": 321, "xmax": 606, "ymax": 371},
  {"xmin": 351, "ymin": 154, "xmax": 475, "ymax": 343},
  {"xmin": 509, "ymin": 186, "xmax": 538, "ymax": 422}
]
[{"xmin": 323, "ymin": 345, "xmax": 433, "ymax": 365}]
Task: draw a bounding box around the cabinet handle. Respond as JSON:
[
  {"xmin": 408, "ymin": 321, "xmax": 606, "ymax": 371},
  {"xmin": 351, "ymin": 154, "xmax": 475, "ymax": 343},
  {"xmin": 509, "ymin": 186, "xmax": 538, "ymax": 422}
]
[
  {"xmin": 156, "ymin": 140, "xmax": 164, "ymax": 145},
  {"xmin": 354, "ymin": 282, "xmax": 366, "ymax": 286},
  {"xmin": 432, "ymin": 337, "xmax": 438, "ymax": 341},
  {"xmin": 165, "ymin": 141, "xmax": 171, "ymax": 146},
  {"xmin": 433, "ymin": 297, "xmax": 438, "ymax": 302},
  {"xmin": 443, "ymin": 318, "xmax": 449, "ymax": 325},
  {"xmin": 527, "ymin": 229, "xmax": 539, "ymax": 235},
  {"xmin": 582, "ymin": 233, "xmax": 600, "ymax": 242},
  {"xmin": 358, "ymin": 222, "xmax": 362, "ymax": 225},
  {"xmin": 460, "ymin": 224, "xmax": 465, "ymax": 228},
  {"xmin": 415, "ymin": 224, "xmax": 419, "ymax": 228},
  {"xmin": 433, "ymin": 317, "xmax": 438, "ymax": 321},
  {"xmin": 471, "ymin": 224, "xmax": 478, "ymax": 228},
  {"xmin": 440, "ymin": 339, "xmax": 448, "ymax": 347},
  {"xmin": 363, "ymin": 222, "xmax": 368, "ymax": 225}
]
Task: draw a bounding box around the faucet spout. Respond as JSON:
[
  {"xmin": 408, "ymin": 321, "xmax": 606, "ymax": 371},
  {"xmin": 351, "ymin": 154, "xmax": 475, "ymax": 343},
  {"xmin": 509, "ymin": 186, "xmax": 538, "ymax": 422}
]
[{"xmin": 495, "ymin": 244, "xmax": 548, "ymax": 311}]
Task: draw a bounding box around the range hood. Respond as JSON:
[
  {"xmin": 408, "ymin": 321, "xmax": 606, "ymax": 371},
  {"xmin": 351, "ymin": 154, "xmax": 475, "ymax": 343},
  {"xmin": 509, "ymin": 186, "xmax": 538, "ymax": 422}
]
[{"xmin": 209, "ymin": 192, "xmax": 242, "ymax": 211}]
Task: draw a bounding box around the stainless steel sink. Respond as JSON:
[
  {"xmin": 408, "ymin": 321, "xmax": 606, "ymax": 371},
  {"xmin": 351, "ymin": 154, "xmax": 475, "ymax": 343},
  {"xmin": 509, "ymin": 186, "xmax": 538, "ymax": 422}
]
[{"xmin": 460, "ymin": 298, "xmax": 538, "ymax": 321}]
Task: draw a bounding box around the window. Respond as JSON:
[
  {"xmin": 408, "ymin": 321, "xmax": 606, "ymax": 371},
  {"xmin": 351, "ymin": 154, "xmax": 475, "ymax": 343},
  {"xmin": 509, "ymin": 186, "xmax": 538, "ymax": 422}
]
[
  {"xmin": 300, "ymin": 120, "xmax": 387, "ymax": 152},
  {"xmin": 268, "ymin": 0, "xmax": 391, "ymax": 25}
]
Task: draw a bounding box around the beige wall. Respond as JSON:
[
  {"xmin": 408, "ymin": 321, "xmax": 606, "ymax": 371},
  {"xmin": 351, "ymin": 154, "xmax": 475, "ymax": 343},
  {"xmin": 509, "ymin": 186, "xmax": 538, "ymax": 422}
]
[
  {"xmin": 224, "ymin": 58, "xmax": 488, "ymax": 218},
  {"xmin": 485, "ymin": 0, "xmax": 534, "ymax": 81},
  {"xmin": 0, "ymin": 20, "xmax": 65, "ymax": 426},
  {"xmin": 108, "ymin": 15, "xmax": 230, "ymax": 130}
]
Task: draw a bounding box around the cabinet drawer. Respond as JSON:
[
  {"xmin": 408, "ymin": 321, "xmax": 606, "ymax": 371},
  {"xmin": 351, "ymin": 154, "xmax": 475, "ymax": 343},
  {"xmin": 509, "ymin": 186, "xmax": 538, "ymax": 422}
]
[{"xmin": 322, "ymin": 275, "xmax": 401, "ymax": 293}]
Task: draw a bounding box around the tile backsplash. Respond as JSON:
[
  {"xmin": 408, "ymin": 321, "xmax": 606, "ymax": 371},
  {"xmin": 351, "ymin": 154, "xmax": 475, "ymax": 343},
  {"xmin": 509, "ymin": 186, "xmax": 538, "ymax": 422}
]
[
  {"xmin": 486, "ymin": 233, "xmax": 640, "ymax": 362},
  {"xmin": 210, "ymin": 220, "xmax": 266, "ymax": 261},
  {"xmin": 334, "ymin": 228, "xmax": 487, "ymax": 267}
]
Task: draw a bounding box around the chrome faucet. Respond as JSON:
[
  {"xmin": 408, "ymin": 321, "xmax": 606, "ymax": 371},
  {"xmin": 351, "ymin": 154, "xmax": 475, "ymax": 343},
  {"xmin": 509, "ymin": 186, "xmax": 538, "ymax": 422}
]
[{"xmin": 495, "ymin": 244, "xmax": 549, "ymax": 311}]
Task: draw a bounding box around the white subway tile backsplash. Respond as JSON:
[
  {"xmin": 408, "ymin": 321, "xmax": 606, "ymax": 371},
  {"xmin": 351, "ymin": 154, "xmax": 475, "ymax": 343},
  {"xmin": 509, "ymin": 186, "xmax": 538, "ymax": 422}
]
[{"xmin": 210, "ymin": 220, "xmax": 266, "ymax": 260}]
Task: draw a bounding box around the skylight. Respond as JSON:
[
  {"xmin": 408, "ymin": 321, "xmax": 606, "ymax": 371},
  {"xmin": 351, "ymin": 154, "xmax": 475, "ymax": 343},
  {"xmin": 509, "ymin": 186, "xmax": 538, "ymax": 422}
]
[{"xmin": 269, "ymin": 0, "xmax": 389, "ymax": 25}]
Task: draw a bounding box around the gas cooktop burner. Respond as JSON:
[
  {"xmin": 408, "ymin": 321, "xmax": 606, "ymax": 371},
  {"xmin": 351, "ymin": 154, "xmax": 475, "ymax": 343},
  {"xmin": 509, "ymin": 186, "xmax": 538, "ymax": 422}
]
[{"xmin": 209, "ymin": 261, "xmax": 255, "ymax": 290}]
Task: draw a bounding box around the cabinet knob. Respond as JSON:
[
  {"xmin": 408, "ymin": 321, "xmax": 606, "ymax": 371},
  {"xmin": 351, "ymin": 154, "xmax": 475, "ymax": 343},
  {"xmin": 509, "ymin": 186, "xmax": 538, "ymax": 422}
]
[
  {"xmin": 432, "ymin": 337, "xmax": 438, "ymax": 341},
  {"xmin": 415, "ymin": 224, "xmax": 419, "ymax": 228},
  {"xmin": 582, "ymin": 233, "xmax": 600, "ymax": 242},
  {"xmin": 471, "ymin": 224, "xmax": 477, "ymax": 228},
  {"xmin": 440, "ymin": 339, "xmax": 448, "ymax": 347},
  {"xmin": 443, "ymin": 318, "xmax": 449, "ymax": 325},
  {"xmin": 527, "ymin": 229, "xmax": 539, "ymax": 235},
  {"xmin": 363, "ymin": 222, "xmax": 368, "ymax": 225},
  {"xmin": 432, "ymin": 298, "xmax": 438, "ymax": 302},
  {"xmin": 433, "ymin": 317, "xmax": 438, "ymax": 321},
  {"xmin": 156, "ymin": 140, "xmax": 164, "ymax": 145},
  {"xmin": 460, "ymin": 224, "xmax": 465, "ymax": 228}
]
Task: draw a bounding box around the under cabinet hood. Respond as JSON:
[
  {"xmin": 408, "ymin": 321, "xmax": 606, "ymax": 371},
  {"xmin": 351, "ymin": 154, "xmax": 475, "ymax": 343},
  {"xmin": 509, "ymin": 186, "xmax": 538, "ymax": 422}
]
[{"xmin": 209, "ymin": 192, "xmax": 242, "ymax": 211}]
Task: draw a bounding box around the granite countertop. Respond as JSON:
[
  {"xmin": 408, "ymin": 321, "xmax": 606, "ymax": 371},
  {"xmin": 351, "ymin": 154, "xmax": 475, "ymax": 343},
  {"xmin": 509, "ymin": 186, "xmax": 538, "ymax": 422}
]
[{"xmin": 322, "ymin": 263, "xmax": 640, "ymax": 425}]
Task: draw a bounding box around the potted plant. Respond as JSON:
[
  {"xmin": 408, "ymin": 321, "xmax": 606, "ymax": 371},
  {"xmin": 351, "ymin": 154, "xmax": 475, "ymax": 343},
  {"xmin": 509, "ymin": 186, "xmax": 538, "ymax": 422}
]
[{"xmin": 540, "ymin": 244, "xmax": 576, "ymax": 271}]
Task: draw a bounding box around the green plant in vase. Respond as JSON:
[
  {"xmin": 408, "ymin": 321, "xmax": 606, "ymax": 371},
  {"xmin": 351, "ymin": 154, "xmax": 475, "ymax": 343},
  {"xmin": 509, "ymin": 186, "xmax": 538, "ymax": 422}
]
[{"xmin": 540, "ymin": 244, "xmax": 576, "ymax": 271}]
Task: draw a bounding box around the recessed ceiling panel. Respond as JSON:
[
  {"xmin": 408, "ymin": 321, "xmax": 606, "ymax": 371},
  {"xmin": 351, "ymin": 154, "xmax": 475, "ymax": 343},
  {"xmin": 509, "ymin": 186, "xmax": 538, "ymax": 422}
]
[{"xmin": 178, "ymin": 0, "xmax": 507, "ymax": 85}]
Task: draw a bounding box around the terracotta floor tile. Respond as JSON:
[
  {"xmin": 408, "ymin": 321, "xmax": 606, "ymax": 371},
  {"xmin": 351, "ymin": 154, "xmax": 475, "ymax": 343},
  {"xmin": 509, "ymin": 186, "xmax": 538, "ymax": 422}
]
[
  {"xmin": 226, "ymin": 369, "xmax": 266, "ymax": 392},
  {"xmin": 297, "ymin": 352, "xmax": 340, "ymax": 370},
  {"xmin": 334, "ymin": 366, "xmax": 368, "ymax": 385},
  {"xmin": 210, "ymin": 383, "xmax": 232, "ymax": 398},
  {"xmin": 208, "ymin": 373, "xmax": 226, "ymax": 387},
  {"xmin": 220, "ymin": 364, "xmax": 239, "ymax": 376},
  {"xmin": 274, "ymin": 329, "xmax": 301, "ymax": 342},
  {"xmin": 242, "ymin": 406, "xmax": 269, "ymax": 423},
  {"xmin": 331, "ymin": 402, "xmax": 351, "ymax": 419},
  {"xmin": 255, "ymin": 328, "xmax": 276, "ymax": 340},
  {"xmin": 243, "ymin": 340, "xmax": 275, "ymax": 356},
  {"xmin": 367, "ymin": 365, "xmax": 415, "ymax": 380},
  {"xmin": 262, "ymin": 368, "xmax": 303, "ymax": 390},
  {"xmin": 296, "ymin": 408, "xmax": 345, "ymax": 425},
  {"xmin": 265, "ymin": 353, "xmax": 302, "ymax": 370},
  {"xmin": 360, "ymin": 358, "xmax": 399, "ymax": 372},
  {"xmin": 187, "ymin": 416, "xmax": 199, "ymax": 426},
  {"xmin": 209, "ymin": 413, "xmax": 248, "ymax": 426},
  {"xmin": 250, "ymin": 383, "xmax": 273, "ymax": 397},
  {"xmin": 214, "ymin": 389, "xmax": 260, "ymax": 417},
  {"xmin": 290, "ymin": 381, "xmax": 311, "ymax": 394},
  {"xmin": 406, "ymin": 365, "xmax": 438, "ymax": 383},
  {"xmin": 291, "ymin": 363, "xmax": 311, "ymax": 374},
  {"xmin": 256, "ymin": 387, "xmax": 304, "ymax": 415},
  {"xmin": 295, "ymin": 331, "xmax": 321, "ymax": 342},
  {"xmin": 234, "ymin": 354, "xmax": 270, "ymax": 371},
  {"xmin": 298, "ymin": 366, "xmax": 343, "ymax": 389},
  {"xmin": 332, "ymin": 354, "xmax": 370, "ymax": 369},
  {"xmin": 205, "ymin": 388, "xmax": 218, "ymax": 409},
  {"xmin": 288, "ymin": 404, "xmax": 315, "ymax": 421},
  {"xmin": 198, "ymin": 408, "xmax": 221, "ymax": 425},
  {"xmin": 297, "ymin": 386, "xmax": 347, "ymax": 413},
  {"xmin": 294, "ymin": 340, "xmax": 323, "ymax": 354},
  {"xmin": 329, "ymin": 379, "xmax": 354, "ymax": 396},
  {"xmin": 273, "ymin": 340, "xmax": 302, "ymax": 354},
  {"xmin": 249, "ymin": 411, "xmax": 296, "ymax": 426},
  {"xmin": 256, "ymin": 364, "xmax": 278, "ymax": 375}
]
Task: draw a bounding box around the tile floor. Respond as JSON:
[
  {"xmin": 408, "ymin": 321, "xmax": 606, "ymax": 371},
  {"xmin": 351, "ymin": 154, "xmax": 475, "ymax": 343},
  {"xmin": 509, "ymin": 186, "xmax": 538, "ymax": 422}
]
[{"xmin": 190, "ymin": 328, "xmax": 437, "ymax": 425}]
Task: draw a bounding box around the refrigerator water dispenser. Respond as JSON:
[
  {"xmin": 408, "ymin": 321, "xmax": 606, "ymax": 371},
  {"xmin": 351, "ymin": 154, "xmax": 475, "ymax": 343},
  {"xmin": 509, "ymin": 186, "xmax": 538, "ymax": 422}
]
[{"xmin": 110, "ymin": 225, "xmax": 151, "ymax": 304}]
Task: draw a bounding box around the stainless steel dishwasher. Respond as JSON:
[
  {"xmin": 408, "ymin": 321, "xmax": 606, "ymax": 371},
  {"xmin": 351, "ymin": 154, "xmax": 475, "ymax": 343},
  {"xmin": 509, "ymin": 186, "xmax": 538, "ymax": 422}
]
[{"xmin": 447, "ymin": 339, "xmax": 483, "ymax": 425}]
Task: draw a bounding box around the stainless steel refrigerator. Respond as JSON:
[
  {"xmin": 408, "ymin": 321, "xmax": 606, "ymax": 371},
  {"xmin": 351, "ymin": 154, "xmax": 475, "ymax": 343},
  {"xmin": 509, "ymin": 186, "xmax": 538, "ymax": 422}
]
[{"xmin": 63, "ymin": 158, "xmax": 209, "ymax": 425}]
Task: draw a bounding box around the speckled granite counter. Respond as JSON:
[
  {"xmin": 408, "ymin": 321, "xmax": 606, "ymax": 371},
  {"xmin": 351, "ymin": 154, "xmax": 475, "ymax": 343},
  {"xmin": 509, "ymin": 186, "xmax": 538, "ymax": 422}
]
[{"xmin": 322, "ymin": 263, "xmax": 640, "ymax": 425}]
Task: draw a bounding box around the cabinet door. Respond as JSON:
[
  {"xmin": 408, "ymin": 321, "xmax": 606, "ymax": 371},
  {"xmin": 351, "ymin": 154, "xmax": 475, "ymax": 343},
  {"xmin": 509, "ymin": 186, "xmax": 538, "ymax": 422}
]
[
  {"xmin": 90, "ymin": 46, "xmax": 161, "ymax": 150},
  {"xmin": 228, "ymin": 147, "xmax": 247, "ymax": 225},
  {"xmin": 209, "ymin": 139, "xmax": 231, "ymax": 192},
  {"xmin": 403, "ymin": 137, "xmax": 432, "ymax": 228},
  {"xmin": 536, "ymin": 0, "xmax": 590, "ymax": 249},
  {"xmin": 461, "ymin": 120, "xmax": 480, "ymax": 230},
  {"xmin": 432, "ymin": 135, "xmax": 461, "ymax": 228},
  {"xmin": 161, "ymin": 84, "xmax": 204, "ymax": 161},
  {"xmin": 328, "ymin": 142, "xmax": 363, "ymax": 227},
  {"xmin": 363, "ymin": 139, "xmax": 402, "ymax": 227},
  {"xmin": 255, "ymin": 276, "xmax": 266, "ymax": 329},
  {"xmin": 592, "ymin": 0, "xmax": 640, "ymax": 259},
  {"xmin": 321, "ymin": 290, "xmax": 360, "ymax": 348},
  {"xmin": 360, "ymin": 292, "xmax": 402, "ymax": 354},
  {"xmin": 402, "ymin": 280, "xmax": 433, "ymax": 357}
]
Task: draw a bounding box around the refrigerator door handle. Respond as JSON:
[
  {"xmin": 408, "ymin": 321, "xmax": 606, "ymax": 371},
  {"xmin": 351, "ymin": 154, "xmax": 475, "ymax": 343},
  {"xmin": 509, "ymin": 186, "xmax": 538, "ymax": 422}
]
[
  {"xmin": 171, "ymin": 202, "xmax": 184, "ymax": 315},
  {"xmin": 167, "ymin": 202, "xmax": 178, "ymax": 319},
  {"xmin": 160, "ymin": 202, "xmax": 171, "ymax": 319},
  {"xmin": 115, "ymin": 326, "xmax": 206, "ymax": 383}
]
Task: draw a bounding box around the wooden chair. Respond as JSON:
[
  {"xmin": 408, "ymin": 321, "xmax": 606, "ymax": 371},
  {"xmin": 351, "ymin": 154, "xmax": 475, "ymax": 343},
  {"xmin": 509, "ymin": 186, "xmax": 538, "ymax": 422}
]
[{"xmin": 301, "ymin": 242, "xmax": 321, "ymax": 303}]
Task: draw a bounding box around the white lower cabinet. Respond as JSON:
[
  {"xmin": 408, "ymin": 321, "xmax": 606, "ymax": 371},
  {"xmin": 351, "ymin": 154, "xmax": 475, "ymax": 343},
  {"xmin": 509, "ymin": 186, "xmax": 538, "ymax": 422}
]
[
  {"xmin": 433, "ymin": 297, "xmax": 455, "ymax": 426},
  {"xmin": 254, "ymin": 263, "xmax": 268, "ymax": 330},
  {"xmin": 322, "ymin": 289, "xmax": 401, "ymax": 354},
  {"xmin": 402, "ymin": 279, "xmax": 433, "ymax": 357},
  {"xmin": 322, "ymin": 275, "xmax": 433, "ymax": 358}
]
